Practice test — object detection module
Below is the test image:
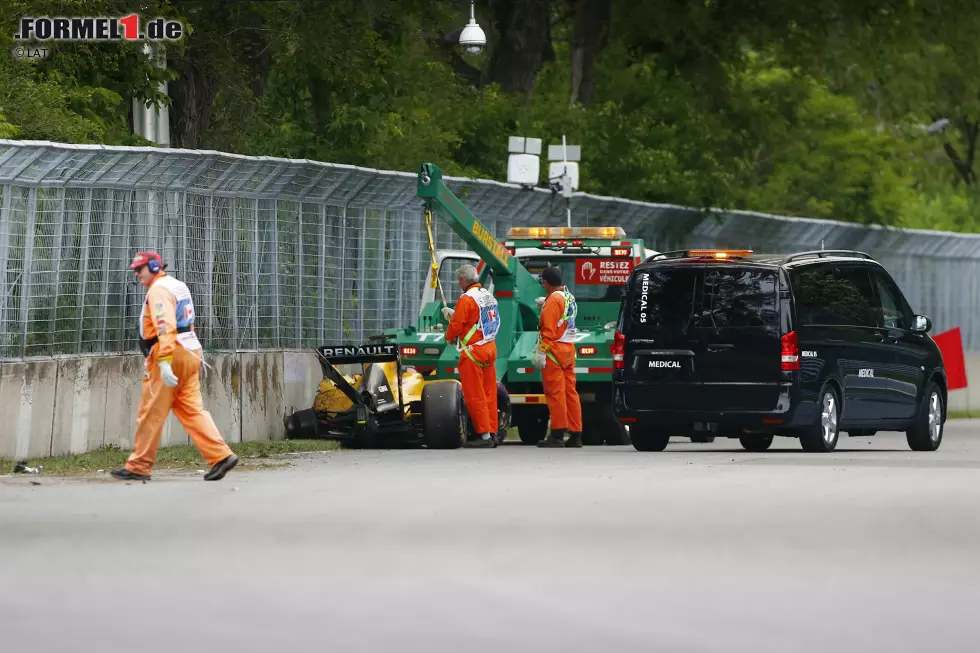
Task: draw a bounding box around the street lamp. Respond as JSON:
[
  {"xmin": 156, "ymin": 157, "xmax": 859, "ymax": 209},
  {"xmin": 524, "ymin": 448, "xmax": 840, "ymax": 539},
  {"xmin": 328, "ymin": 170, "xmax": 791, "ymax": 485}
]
[{"xmin": 458, "ymin": 0, "xmax": 486, "ymax": 55}]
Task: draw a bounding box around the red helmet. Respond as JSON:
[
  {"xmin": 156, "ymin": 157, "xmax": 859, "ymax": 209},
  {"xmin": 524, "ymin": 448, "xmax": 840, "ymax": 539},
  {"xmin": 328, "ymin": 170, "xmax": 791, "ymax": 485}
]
[{"xmin": 129, "ymin": 251, "xmax": 164, "ymax": 273}]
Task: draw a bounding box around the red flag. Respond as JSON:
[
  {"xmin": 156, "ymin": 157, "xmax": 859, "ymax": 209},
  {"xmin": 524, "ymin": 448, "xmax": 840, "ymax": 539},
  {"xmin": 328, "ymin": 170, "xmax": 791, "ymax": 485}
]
[{"xmin": 933, "ymin": 327, "xmax": 968, "ymax": 391}]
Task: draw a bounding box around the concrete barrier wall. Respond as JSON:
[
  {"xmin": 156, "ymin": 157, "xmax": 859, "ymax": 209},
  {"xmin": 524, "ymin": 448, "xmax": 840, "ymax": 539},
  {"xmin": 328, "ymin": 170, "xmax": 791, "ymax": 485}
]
[
  {"xmin": 0, "ymin": 349, "xmax": 977, "ymax": 460},
  {"xmin": 0, "ymin": 351, "xmax": 324, "ymax": 461}
]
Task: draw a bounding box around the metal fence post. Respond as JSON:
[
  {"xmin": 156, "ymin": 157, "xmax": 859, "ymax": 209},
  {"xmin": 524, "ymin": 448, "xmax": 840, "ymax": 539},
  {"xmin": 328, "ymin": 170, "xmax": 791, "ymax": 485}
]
[
  {"xmin": 396, "ymin": 208, "xmax": 406, "ymax": 324},
  {"xmin": 119, "ymin": 190, "xmax": 135, "ymax": 353},
  {"xmin": 204, "ymin": 194, "xmax": 215, "ymax": 345},
  {"xmin": 48, "ymin": 188, "xmax": 67, "ymax": 352},
  {"xmin": 296, "ymin": 202, "xmax": 303, "ymax": 347},
  {"xmin": 339, "ymin": 202, "xmax": 348, "ymax": 339},
  {"xmin": 357, "ymin": 204, "xmax": 366, "ymax": 341},
  {"xmin": 19, "ymin": 187, "xmax": 37, "ymax": 358},
  {"xmin": 180, "ymin": 191, "xmax": 187, "ymax": 278},
  {"xmin": 224, "ymin": 193, "xmax": 238, "ymax": 351},
  {"xmin": 272, "ymin": 201, "xmax": 281, "ymax": 348},
  {"xmin": 318, "ymin": 203, "xmax": 326, "ymax": 345},
  {"xmin": 75, "ymin": 189, "xmax": 92, "ymax": 354},
  {"xmin": 0, "ymin": 185, "xmax": 12, "ymax": 336},
  {"xmin": 251, "ymin": 199, "xmax": 259, "ymax": 349}
]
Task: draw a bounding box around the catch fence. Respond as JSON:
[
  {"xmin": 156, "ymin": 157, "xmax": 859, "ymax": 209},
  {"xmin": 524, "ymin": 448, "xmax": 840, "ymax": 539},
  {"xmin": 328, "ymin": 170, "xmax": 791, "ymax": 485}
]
[{"xmin": 1, "ymin": 139, "xmax": 979, "ymax": 361}]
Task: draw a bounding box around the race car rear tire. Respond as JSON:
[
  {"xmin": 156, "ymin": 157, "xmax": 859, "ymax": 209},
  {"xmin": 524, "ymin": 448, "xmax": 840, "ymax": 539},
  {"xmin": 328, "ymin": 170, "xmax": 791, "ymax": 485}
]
[
  {"xmin": 284, "ymin": 409, "xmax": 318, "ymax": 440},
  {"xmin": 422, "ymin": 382, "xmax": 466, "ymax": 449}
]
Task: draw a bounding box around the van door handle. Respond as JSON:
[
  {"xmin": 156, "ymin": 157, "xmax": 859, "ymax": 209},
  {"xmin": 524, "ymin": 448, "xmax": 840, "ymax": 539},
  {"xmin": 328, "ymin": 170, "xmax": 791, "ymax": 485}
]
[{"xmin": 707, "ymin": 344, "xmax": 734, "ymax": 352}]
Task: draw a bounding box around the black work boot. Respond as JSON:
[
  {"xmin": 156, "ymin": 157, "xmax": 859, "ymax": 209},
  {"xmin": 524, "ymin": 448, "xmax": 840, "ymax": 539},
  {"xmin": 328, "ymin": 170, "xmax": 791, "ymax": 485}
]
[
  {"xmin": 110, "ymin": 468, "xmax": 151, "ymax": 481},
  {"xmin": 536, "ymin": 430, "xmax": 567, "ymax": 448},
  {"xmin": 565, "ymin": 431, "xmax": 583, "ymax": 448},
  {"xmin": 468, "ymin": 433, "xmax": 496, "ymax": 448},
  {"xmin": 204, "ymin": 454, "xmax": 239, "ymax": 481}
]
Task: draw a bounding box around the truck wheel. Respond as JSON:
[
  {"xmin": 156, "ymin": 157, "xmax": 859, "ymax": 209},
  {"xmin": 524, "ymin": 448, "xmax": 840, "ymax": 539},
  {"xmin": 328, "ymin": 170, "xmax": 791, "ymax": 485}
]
[
  {"xmin": 631, "ymin": 428, "xmax": 670, "ymax": 452},
  {"xmin": 739, "ymin": 435, "xmax": 773, "ymax": 451},
  {"xmin": 581, "ymin": 404, "xmax": 603, "ymax": 444},
  {"xmin": 495, "ymin": 382, "xmax": 512, "ymax": 444},
  {"xmin": 604, "ymin": 422, "xmax": 631, "ymax": 446},
  {"xmin": 582, "ymin": 403, "xmax": 629, "ymax": 445},
  {"xmin": 516, "ymin": 418, "xmax": 548, "ymax": 445},
  {"xmin": 906, "ymin": 382, "xmax": 944, "ymax": 452},
  {"xmin": 422, "ymin": 382, "xmax": 466, "ymax": 449},
  {"xmin": 284, "ymin": 409, "xmax": 318, "ymax": 439}
]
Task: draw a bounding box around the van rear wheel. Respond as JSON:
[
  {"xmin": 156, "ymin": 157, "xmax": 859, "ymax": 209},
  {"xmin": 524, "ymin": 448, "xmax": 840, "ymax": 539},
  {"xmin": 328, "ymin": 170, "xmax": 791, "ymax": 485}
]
[
  {"xmin": 631, "ymin": 429, "xmax": 670, "ymax": 452},
  {"xmin": 739, "ymin": 435, "xmax": 773, "ymax": 452}
]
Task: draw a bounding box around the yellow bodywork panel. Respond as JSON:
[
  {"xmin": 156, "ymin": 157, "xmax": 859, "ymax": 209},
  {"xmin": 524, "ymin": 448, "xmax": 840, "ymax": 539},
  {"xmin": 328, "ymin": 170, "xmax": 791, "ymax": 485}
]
[{"xmin": 314, "ymin": 362, "xmax": 427, "ymax": 415}]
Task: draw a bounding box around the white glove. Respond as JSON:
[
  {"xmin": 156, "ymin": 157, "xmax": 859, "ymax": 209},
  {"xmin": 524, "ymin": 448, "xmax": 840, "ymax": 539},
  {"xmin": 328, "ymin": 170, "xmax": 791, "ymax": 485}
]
[
  {"xmin": 535, "ymin": 296, "xmax": 546, "ymax": 308},
  {"xmin": 532, "ymin": 349, "xmax": 547, "ymax": 370},
  {"xmin": 441, "ymin": 307, "xmax": 455, "ymax": 321},
  {"xmin": 158, "ymin": 359, "xmax": 179, "ymax": 388}
]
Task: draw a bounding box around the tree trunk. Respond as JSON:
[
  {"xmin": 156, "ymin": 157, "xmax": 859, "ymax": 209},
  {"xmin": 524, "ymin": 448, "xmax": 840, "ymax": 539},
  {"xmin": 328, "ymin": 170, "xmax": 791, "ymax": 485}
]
[
  {"xmin": 488, "ymin": 0, "xmax": 553, "ymax": 95},
  {"xmin": 944, "ymin": 119, "xmax": 979, "ymax": 186},
  {"xmin": 169, "ymin": 57, "xmax": 217, "ymax": 149},
  {"xmin": 569, "ymin": 0, "xmax": 611, "ymax": 106}
]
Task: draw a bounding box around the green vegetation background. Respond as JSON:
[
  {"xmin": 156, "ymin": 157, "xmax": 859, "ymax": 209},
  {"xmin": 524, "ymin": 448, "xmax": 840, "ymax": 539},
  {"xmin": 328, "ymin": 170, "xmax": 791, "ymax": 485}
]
[{"xmin": 2, "ymin": 0, "xmax": 979, "ymax": 232}]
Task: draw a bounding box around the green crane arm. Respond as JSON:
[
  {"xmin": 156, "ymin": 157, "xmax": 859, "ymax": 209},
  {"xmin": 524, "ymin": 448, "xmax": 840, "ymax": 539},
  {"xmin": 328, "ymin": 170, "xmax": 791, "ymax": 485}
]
[
  {"xmin": 417, "ymin": 162, "xmax": 542, "ymax": 377},
  {"xmin": 417, "ymin": 162, "xmax": 540, "ymax": 298}
]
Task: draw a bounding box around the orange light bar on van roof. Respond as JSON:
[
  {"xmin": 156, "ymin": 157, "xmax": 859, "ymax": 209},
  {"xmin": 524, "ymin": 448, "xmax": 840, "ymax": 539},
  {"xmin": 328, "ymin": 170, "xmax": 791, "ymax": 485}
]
[
  {"xmin": 687, "ymin": 249, "xmax": 753, "ymax": 259},
  {"xmin": 506, "ymin": 226, "xmax": 626, "ymax": 239}
]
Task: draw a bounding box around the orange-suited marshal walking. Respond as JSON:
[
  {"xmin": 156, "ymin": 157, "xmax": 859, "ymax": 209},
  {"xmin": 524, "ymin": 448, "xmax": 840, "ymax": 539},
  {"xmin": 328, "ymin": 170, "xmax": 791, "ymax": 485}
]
[{"xmin": 111, "ymin": 251, "xmax": 239, "ymax": 481}]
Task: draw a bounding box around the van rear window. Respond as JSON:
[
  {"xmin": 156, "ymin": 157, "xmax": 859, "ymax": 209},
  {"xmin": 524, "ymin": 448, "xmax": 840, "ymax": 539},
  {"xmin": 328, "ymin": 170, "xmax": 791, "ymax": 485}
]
[
  {"xmin": 629, "ymin": 267, "xmax": 777, "ymax": 331},
  {"xmin": 630, "ymin": 268, "xmax": 699, "ymax": 331}
]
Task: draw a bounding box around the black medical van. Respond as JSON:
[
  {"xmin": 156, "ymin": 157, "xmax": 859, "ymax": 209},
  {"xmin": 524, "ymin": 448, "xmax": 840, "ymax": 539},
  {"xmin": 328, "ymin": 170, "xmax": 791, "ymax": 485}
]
[{"xmin": 611, "ymin": 249, "xmax": 947, "ymax": 453}]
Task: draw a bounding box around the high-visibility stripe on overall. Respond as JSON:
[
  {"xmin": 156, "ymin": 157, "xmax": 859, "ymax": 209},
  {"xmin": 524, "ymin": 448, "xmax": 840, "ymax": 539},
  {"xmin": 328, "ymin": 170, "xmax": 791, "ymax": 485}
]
[
  {"xmin": 458, "ymin": 286, "xmax": 500, "ymax": 367},
  {"xmin": 542, "ymin": 289, "xmax": 577, "ymax": 365}
]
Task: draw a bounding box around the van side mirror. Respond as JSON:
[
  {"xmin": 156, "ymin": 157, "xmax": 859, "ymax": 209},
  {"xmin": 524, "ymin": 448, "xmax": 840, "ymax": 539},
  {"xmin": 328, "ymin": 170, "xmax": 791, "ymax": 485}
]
[{"xmin": 912, "ymin": 315, "xmax": 932, "ymax": 333}]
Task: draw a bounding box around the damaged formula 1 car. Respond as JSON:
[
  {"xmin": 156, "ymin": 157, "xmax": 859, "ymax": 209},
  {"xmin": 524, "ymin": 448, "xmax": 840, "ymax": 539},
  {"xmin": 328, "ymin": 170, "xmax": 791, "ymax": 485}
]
[{"xmin": 283, "ymin": 342, "xmax": 512, "ymax": 449}]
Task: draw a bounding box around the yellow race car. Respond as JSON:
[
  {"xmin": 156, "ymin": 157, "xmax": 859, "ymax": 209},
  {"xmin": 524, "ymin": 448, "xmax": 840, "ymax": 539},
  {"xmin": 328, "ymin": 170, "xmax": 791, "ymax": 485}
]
[{"xmin": 283, "ymin": 342, "xmax": 511, "ymax": 449}]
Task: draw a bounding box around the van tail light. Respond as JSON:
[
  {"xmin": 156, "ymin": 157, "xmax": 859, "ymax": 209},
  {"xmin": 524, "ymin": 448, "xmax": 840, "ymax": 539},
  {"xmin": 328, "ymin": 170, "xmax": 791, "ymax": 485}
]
[
  {"xmin": 781, "ymin": 331, "xmax": 800, "ymax": 371},
  {"xmin": 611, "ymin": 330, "xmax": 626, "ymax": 369}
]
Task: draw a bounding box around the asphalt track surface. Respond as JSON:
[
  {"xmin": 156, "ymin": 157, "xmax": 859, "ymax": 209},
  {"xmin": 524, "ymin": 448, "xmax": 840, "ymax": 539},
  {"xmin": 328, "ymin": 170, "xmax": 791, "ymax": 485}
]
[{"xmin": 3, "ymin": 423, "xmax": 980, "ymax": 653}]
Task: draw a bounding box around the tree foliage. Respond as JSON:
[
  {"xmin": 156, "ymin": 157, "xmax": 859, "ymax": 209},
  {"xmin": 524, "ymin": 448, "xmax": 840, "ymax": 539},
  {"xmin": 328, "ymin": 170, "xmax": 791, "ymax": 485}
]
[{"xmin": 0, "ymin": 0, "xmax": 977, "ymax": 231}]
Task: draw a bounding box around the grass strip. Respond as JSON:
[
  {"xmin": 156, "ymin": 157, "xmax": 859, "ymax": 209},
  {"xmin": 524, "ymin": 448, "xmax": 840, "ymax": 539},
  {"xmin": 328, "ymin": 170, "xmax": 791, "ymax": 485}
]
[
  {"xmin": 948, "ymin": 410, "xmax": 979, "ymax": 420},
  {"xmin": 1, "ymin": 439, "xmax": 340, "ymax": 477}
]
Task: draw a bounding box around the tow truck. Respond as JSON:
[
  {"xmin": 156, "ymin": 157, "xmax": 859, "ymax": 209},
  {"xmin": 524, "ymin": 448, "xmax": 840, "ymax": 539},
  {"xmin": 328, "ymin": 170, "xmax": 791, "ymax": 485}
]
[{"xmin": 385, "ymin": 164, "xmax": 659, "ymax": 445}]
